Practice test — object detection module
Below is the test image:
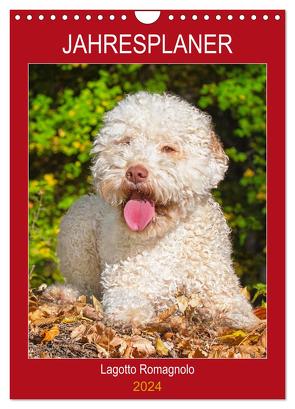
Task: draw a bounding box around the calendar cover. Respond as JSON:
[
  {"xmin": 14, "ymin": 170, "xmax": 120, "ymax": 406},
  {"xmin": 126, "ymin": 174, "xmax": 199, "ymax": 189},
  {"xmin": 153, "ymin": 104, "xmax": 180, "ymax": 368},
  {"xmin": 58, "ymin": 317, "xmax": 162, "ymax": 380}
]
[{"xmin": 10, "ymin": 10, "xmax": 285, "ymax": 399}]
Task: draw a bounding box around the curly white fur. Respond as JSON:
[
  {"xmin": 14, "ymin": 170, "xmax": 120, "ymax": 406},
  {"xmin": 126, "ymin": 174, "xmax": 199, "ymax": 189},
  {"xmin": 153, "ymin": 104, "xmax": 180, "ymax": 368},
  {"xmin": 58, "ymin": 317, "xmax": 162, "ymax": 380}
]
[{"xmin": 57, "ymin": 92, "xmax": 259, "ymax": 330}]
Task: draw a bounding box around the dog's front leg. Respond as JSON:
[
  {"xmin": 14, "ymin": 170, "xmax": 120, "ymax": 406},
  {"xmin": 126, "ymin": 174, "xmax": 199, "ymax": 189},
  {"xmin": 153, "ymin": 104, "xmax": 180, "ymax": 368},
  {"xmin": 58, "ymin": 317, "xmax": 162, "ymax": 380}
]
[
  {"xmin": 101, "ymin": 259, "xmax": 160, "ymax": 326},
  {"xmin": 100, "ymin": 246, "xmax": 180, "ymax": 326},
  {"xmin": 102, "ymin": 286, "xmax": 156, "ymax": 326}
]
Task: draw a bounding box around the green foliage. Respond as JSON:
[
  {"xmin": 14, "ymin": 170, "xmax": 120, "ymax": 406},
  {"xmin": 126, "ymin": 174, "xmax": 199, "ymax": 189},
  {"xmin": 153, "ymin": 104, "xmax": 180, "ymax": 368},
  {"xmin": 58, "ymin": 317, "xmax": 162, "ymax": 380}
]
[
  {"xmin": 251, "ymin": 283, "xmax": 267, "ymax": 306},
  {"xmin": 197, "ymin": 65, "xmax": 266, "ymax": 284},
  {"xmin": 29, "ymin": 64, "xmax": 266, "ymax": 294}
]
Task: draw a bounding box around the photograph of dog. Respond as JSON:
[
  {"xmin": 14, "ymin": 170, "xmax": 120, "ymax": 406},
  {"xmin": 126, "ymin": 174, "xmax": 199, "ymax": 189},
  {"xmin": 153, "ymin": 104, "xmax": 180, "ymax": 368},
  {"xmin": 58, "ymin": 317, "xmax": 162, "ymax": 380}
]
[
  {"xmin": 57, "ymin": 91, "xmax": 260, "ymax": 330},
  {"xmin": 29, "ymin": 64, "xmax": 267, "ymax": 358}
]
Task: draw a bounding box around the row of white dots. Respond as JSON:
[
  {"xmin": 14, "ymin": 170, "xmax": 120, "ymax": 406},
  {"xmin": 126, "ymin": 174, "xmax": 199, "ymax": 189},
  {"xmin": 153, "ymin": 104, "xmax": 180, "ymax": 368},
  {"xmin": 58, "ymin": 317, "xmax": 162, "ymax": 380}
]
[
  {"xmin": 14, "ymin": 14, "xmax": 127, "ymax": 21},
  {"xmin": 171, "ymin": 14, "xmax": 281, "ymax": 21},
  {"xmin": 14, "ymin": 13, "xmax": 281, "ymax": 21}
]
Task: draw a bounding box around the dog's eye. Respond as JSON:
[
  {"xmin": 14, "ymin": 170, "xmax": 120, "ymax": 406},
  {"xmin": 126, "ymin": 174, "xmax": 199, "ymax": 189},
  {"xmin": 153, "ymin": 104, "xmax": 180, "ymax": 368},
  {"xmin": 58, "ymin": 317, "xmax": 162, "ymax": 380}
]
[
  {"xmin": 161, "ymin": 145, "xmax": 177, "ymax": 153},
  {"xmin": 115, "ymin": 137, "xmax": 131, "ymax": 146}
]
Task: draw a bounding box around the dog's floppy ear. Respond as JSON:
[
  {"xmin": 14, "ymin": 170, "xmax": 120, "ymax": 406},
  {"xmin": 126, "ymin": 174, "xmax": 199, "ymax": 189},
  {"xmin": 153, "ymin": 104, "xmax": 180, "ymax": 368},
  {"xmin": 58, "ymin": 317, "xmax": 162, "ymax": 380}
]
[{"xmin": 209, "ymin": 131, "xmax": 229, "ymax": 188}]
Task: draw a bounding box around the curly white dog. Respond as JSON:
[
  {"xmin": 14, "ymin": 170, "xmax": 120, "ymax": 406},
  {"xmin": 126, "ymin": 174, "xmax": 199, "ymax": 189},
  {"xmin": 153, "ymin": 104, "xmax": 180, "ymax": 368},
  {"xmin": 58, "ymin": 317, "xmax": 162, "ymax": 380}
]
[{"xmin": 57, "ymin": 92, "xmax": 259, "ymax": 330}]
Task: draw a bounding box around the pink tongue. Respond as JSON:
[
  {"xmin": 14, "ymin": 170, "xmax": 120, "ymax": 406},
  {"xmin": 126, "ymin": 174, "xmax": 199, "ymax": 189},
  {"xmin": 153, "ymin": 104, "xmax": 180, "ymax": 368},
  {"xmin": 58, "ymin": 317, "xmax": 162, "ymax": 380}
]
[{"xmin": 123, "ymin": 198, "xmax": 155, "ymax": 232}]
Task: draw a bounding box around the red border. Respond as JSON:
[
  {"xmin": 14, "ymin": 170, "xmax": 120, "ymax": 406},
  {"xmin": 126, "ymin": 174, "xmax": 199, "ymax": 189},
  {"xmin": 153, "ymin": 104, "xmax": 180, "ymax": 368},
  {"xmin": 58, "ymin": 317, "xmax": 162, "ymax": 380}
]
[{"xmin": 10, "ymin": 10, "xmax": 285, "ymax": 399}]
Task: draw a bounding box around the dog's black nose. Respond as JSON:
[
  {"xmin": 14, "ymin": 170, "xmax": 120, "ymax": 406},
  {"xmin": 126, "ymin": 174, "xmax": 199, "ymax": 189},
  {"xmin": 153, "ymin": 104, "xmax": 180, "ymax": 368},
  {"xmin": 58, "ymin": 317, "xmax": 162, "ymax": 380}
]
[{"xmin": 126, "ymin": 165, "xmax": 148, "ymax": 184}]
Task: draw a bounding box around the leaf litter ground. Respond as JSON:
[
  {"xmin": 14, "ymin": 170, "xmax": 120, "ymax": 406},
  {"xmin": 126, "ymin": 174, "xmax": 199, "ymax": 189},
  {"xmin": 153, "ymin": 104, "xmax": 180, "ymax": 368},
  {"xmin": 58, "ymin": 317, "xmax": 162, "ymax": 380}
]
[{"xmin": 29, "ymin": 287, "xmax": 266, "ymax": 359}]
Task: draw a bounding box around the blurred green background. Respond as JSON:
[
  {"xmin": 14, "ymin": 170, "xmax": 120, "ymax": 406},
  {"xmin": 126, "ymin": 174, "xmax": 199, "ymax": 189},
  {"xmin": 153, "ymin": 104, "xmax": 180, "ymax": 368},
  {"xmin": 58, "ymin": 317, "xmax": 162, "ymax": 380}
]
[{"xmin": 29, "ymin": 64, "xmax": 266, "ymax": 301}]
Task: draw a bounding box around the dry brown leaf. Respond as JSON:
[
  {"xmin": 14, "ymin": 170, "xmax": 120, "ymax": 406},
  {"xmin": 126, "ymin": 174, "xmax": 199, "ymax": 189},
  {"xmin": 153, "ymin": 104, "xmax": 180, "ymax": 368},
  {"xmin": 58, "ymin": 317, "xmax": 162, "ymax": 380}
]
[
  {"xmin": 75, "ymin": 302, "xmax": 86, "ymax": 315},
  {"xmin": 58, "ymin": 304, "xmax": 75, "ymax": 315},
  {"xmin": 170, "ymin": 316, "xmax": 186, "ymax": 331},
  {"xmin": 92, "ymin": 321, "xmax": 106, "ymax": 335},
  {"xmin": 163, "ymin": 332, "xmax": 174, "ymax": 340},
  {"xmin": 237, "ymin": 344, "xmax": 266, "ymax": 358},
  {"xmin": 110, "ymin": 336, "xmax": 128, "ymax": 355},
  {"xmin": 85, "ymin": 322, "xmax": 106, "ymax": 344},
  {"xmin": 40, "ymin": 351, "xmax": 50, "ymax": 358},
  {"xmin": 177, "ymin": 337, "xmax": 191, "ymax": 349},
  {"xmin": 144, "ymin": 322, "xmax": 172, "ymax": 334},
  {"xmin": 29, "ymin": 299, "xmax": 39, "ymax": 312},
  {"xmin": 122, "ymin": 343, "xmax": 133, "ymax": 358},
  {"xmin": 42, "ymin": 325, "xmax": 59, "ymax": 342},
  {"xmin": 254, "ymin": 306, "xmax": 267, "ymax": 320},
  {"xmin": 188, "ymin": 348, "xmax": 207, "ymax": 358},
  {"xmin": 176, "ymin": 295, "xmax": 189, "ymax": 313},
  {"xmin": 131, "ymin": 336, "xmax": 156, "ymax": 357},
  {"xmin": 155, "ymin": 338, "xmax": 169, "ymax": 356},
  {"xmin": 32, "ymin": 316, "xmax": 60, "ymax": 326},
  {"xmin": 240, "ymin": 287, "xmax": 251, "ymax": 300},
  {"xmin": 238, "ymin": 333, "xmax": 260, "ymax": 346},
  {"xmin": 77, "ymin": 295, "xmax": 87, "ymax": 304},
  {"xmin": 215, "ymin": 326, "xmax": 233, "ymax": 336},
  {"xmin": 209, "ymin": 346, "xmax": 236, "ymax": 359},
  {"xmin": 86, "ymin": 326, "xmax": 101, "ymax": 344},
  {"xmin": 62, "ymin": 316, "xmax": 79, "ymax": 324},
  {"xmin": 104, "ymin": 326, "xmax": 116, "ymax": 340},
  {"xmin": 96, "ymin": 344, "xmax": 110, "ymax": 358},
  {"xmin": 156, "ymin": 305, "xmax": 177, "ymax": 321},
  {"xmin": 217, "ymin": 330, "xmax": 248, "ymax": 345},
  {"xmin": 96, "ymin": 335, "xmax": 111, "ymax": 348},
  {"xmin": 82, "ymin": 305, "xmax": 102, "ymax": 321},
  {"xmin": 92, "ymin": 295, "xmax": 103, "ymax": 314},
  {"xmin": 70, "ymin": 324, "xmax": 86, "ymax": 340},
  {"xmin": 29, "ymin": 309, "xmax": 44, "ymax": 323},
  {"xmin": 39, "ymin": 304, "xmax": 59, "ymax": 317},
  {"xmin": 208, "ymin": 346, "xmax": 224, "ymax": 358},
  {"xmin": 89, "ymin": 325, "xmax": 116, "ymax": 350}
]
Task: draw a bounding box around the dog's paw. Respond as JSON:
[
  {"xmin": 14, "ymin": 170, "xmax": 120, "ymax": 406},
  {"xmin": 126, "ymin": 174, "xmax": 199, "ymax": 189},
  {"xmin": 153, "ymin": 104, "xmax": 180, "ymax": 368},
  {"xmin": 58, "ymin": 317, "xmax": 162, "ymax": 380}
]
[
  {"xmin": 103, "ymin": 288, "xmax": 155, "ymax": 327},
  {"xmin": 225, "ymin": 310, "xmax": 261, "ymax": 331},
  {"xmin": 106, "ymin": 308, "xmax": 155, "ymax": 328},
  {"xmin": 43, "ymin": 284, "xmax": 79, "ymax": 304}
]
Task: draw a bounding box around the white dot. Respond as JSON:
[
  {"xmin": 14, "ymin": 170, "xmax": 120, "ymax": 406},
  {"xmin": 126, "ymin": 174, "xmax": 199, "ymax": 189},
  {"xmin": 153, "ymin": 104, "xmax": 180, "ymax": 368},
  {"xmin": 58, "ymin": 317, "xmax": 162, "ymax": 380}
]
[
  {"xmin": 86, "ymin": 15, "xmax": 91, "ymax": 20},
  {"xmin": 239, "ymin": 15, "xmax": 245, "ymax": 20},
  {"xmin": 110, "ymin": 15, "xmax": 115, "ymax": 20},
  {"xmin": 39, "ymin": 15, "xmax": 44, "ymax": 20},
  {"xmin": 228, "ymin": 15, "xmax": 233, "ymax": 20},
  {"xmin": 121, "ymin": 15, "xmax": 127, "ymax": 20},
  {"xmin": 216, "ymin": 15, "xmax": 221, "ymax": 20},
  {"xmin": 27, "ymin": 15, "xmax": 32, "ymax": 20},
  {"xmin": 180, "ymin": 15, "xmax": 186, "ymax": 20},
  {"xmin": 251, "ymin": 15, "xmax": 257, "ymax": 20},
  {"xmin": 15, "ymin": 15, "xmax": 20, "ymax": 20},
  {"xmin": 275, "ymin": 15, "xmax": 281, "ymax": 20},
  {"xmin": 98, "ymin": 15, "xmax": 103, "ymax": 20},
  {"xmin": 204, "ymin": 15, "xmax": 210, "ymax": 20},
  {"xmin": 192, "ymin": 15, "xmax": 197, "ymax": 20},
  {"xmin": 263, "ymin": 15, "xmax": 269, "ymax": 20},
  {"xmin": 50, "ymin": 15, "xmax": 56, "ymax": 20},
  {"xmin": 62, "ymin": 15, "xmax": 68, "ymax": 21},
  {"xmin": 74, "ymin": 15, "xmax": 79, "ymax": 20},
  {"xmin": 169, "ymin": 15, "xmax": 174, "ymax": 20}
]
